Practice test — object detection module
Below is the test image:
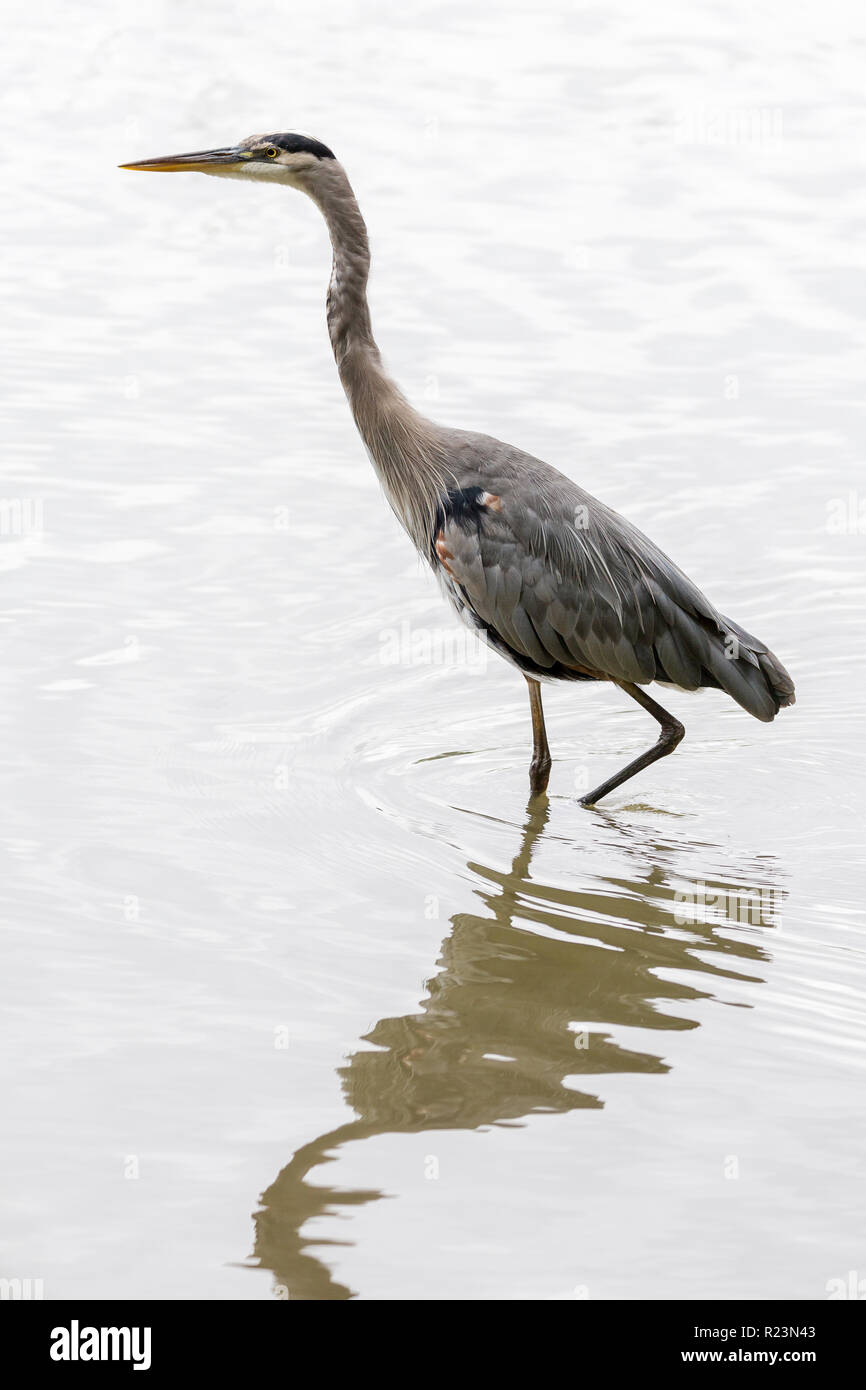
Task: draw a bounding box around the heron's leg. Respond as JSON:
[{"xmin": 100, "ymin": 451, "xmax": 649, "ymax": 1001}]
[
  {"xmin": 526, "ymin": 677, "xmax": 552, "ymax": 796},
  {"xmin": 580, "ymin": 682, "xmax": 684, "ymax": 807}
]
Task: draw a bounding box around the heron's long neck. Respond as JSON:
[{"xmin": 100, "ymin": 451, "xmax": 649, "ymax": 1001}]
[{"xmin": 305, "ymin": 164, "xmax": 450, "ymax": 547}]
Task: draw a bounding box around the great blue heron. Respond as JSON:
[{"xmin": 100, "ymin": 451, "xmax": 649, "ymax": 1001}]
[{"xmin": 121, "ymin": 133, "xmax": 795, "ymax": 805}]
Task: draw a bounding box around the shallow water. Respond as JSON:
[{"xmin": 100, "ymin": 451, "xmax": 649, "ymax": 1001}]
[{"xmin": 1, "ymin": 0, "xmax": 865, "ymax": 1300}]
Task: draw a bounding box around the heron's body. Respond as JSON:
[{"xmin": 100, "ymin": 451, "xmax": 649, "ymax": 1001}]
[{"xmin": 122, "ymin": 133, "xmax": 795, "ymax": 805}]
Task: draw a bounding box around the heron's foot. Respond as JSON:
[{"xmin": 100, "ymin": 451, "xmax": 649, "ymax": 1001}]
[
  {"xmin": 579, "ymin": 787, "xmax": 609, "ymax": 808},
  {"xmin": 528, "ymin": 755, "xmax": 551, "ymax": 797}
]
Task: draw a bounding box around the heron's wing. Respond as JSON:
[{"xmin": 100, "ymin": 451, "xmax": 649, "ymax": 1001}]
[{"xmin": 434, "ymin": 456, "xmax": 792, "ymax": 721}]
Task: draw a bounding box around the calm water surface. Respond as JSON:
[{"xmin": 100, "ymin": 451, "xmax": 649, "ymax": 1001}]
[{"xmin": 1, "ymin": 0, "xmax": 865, "ymax": 1299}]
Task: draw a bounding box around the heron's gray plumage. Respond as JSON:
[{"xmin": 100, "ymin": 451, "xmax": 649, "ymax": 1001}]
[
  {"xmin": 121, "ymin": 131, "xmax": 795, "ymax": 804},
  {"xmin": 428, "ymin": 433, "xmax": 794, "ymax": 722}
]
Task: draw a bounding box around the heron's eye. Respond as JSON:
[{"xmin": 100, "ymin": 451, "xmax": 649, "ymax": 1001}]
[{"xmin": 266, "ymin": 147, "xmax": 279, "ymax": 159}]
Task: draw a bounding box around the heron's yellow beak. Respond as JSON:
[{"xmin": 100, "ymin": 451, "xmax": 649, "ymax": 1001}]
[{"xmin": 119, "ymin": 147, "xmax": 249, "ymax": 173}]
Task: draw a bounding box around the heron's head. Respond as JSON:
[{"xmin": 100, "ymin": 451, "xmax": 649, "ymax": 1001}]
[{"xmin": 120, "ymin": 132, "xmax": 337, "ymax": 187}]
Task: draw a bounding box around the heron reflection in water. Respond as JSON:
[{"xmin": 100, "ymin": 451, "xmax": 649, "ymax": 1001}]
[{"xmin": 247, "ymin": 800, "xmax": 780, "ymax": 1299}]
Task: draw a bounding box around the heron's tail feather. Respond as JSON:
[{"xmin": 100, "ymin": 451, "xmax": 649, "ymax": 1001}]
[{"xmin": 698, "ymin": 615, "xmax": 795, "ymax": 723}]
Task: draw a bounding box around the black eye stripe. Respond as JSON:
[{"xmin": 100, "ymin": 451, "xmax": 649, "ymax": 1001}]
[{"xmin": 248, "ymin": 133, "xmax": 336, "ymax": 161}]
